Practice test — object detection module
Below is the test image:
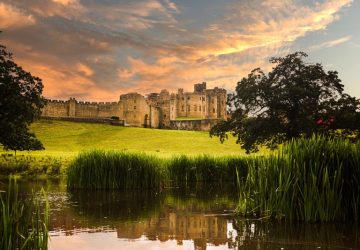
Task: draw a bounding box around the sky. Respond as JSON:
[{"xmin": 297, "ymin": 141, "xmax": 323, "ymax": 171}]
[{"xmin": 1, "ymin": 0, "xmax": 359, "ymax": 101}]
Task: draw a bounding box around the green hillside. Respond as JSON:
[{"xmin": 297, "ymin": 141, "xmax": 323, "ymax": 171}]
[{"xmin": 18, "ymin": 120, "xmax": 255, "ymax": 157}]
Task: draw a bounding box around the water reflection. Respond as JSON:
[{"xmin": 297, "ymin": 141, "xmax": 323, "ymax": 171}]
[
  {"xmin": 7, "ymin": 180, "xmax": 360, "ymax": 249},
  {"xmin": 233, "ymin": 220, "xmax": 360, "ymax": 249},
  {"xmin": 49, "ymin": 187, "xmax": 238, "ymax": 250}
]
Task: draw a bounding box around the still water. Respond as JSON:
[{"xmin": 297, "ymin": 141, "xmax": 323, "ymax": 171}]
[{"xmin": 10, "ymin": 180, "xmax": 360, "ymax": 249}]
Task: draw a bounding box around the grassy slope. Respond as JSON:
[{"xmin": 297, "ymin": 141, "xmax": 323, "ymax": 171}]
[{"xmin": 21, "ymin": 120, "xmax": 255, "ymax": 157}]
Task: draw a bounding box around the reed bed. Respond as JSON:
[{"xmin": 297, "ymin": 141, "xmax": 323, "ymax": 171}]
[
  {"xmin": 238, "ymin": 136, "xmax": 360, "ymax": 222},
  {"xmin": 167, "ymin": 155, "xmax": 249, "ymax": 188},
  {"xmin": 67, "ymin": 150, "xmax": 165, "ymax": 190},
  {"xmin": 67, "ymin": 151, "xmax": 250, "ymax": 190},
  {"xmin": 0, "ymin": 179, "xmax": 49, "ymax": 250}
]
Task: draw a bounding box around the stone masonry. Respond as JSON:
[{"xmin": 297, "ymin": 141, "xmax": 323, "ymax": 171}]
[{"xmin": 41, "ymin": 83, "xmax": 227, "ymax": 131}]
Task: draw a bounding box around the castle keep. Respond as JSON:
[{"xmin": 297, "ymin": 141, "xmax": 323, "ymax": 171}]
[{"xmin": 41, "ymin": 83, "xmax": 227, "ymax": 131}]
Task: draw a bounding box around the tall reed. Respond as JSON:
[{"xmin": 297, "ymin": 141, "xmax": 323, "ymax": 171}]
[
  {"xmin": 67, "ymin": 150, "xmax": 166, "ymax": 190},
  {"xmin": 238, "ymin": 135, "xmax": 360, "ymax": 222},
  {"xmin": 67, "ymin": 151, "xmax": 250, "ymax": 190},
  {"xmin": 0, "ymin": 179, "xmax": 49, "ymax": 249},
  {"xmin": 167, "ymin": 155, "xmax": 249, "ymax": 188}
]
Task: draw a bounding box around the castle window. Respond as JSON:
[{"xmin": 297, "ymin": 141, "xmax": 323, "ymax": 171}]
[
  {"xmin": 181, "ymin": 105, "xmax": 184, "ymax": 111},
  {"xmin": 134, "ymin": 100, "xmax": 136, "ymax": 103},
  {"xmin": 187, "ymin": 105, "xmax": 190, "ymax": 111},
  {"xmin": 194, "ymin": 105, "xmax": 197, "ymax": 111},
  {"xmin": 213, "ymin": 108, "xmax": 216, "ymax": 113},
  {"xmin": 134, "ymin": 106, "xmax": 136, "ymax": 110},
  {"xmin": 187, "ymin": 96, "xmax": 190, "ymax": 100},
  {"xmin": 182, "ymin": 97, "xmax": 184, "ymax": 101},
  {"xmin": 199, "ymin": 106, "xmax": 201, "ymax": 111},
  {"xmin": 164, "ymin": 114, "xmax": 166, "ymax": 118}
]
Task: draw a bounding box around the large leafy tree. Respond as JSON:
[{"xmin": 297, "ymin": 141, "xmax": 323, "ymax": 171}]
[
  {"xmin": 0, "ymin": 39, "xmax": 46, "ymax": 153},
  {"xmin": 210, "ymin": 52, "xmax": 360, "ymax": 153}
]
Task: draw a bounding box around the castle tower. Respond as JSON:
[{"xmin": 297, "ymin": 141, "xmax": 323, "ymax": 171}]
[{"xmin": 68, "ymin": 97, "xmax": 76, "ymax": 117}]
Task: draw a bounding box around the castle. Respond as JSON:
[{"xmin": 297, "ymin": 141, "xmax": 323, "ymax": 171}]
[{"xmin": 41, "ymin": 83, "xmax": 227, "ymax": 131}]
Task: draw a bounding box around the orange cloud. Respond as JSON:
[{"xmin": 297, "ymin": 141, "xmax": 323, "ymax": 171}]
[
  {"xmin": 1, "ymin": 0, "xmax": 354, "ymax": 101},
  {"xmin": 76, "ymin": 63, "xmax": 94, "ymax": 77},
  {"xmin": 52, "ymin": 0, "xmax": 79, "ymax": 5},
  {"xmin": 0, "ymin": 3, "xmax": 35, "ymax": 29}
]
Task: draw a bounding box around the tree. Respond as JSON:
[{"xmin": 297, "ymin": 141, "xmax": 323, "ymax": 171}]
[
  {"xmin": 0, "ymin": 37, "xmax": 46, "ymax": 153},
  {"xmin": 210, "ymin": 52, "xmax": 360, "ymax": 153}
]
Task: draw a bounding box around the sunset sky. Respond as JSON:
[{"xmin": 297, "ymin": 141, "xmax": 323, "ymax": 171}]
[{"xmin": 1, "ymin": 0, "xmax": 359, "ymax": 101}]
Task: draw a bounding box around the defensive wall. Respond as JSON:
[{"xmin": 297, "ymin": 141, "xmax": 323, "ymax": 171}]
[
  {"xmin": 169, "ymin": 119, "xmax": 223, "ymax": 131},
  {"xmin": 41, "ymin": 83, "xmax": 227, "ymax": 131}
]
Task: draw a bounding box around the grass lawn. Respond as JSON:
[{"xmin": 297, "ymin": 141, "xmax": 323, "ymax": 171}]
[
  {"xmin": 0, "ymin": 120, "xmax": 269, "ymax": 178},
  {"xmin": 4, "ymin": 119, "xmax": 263, "ymax": 158}
]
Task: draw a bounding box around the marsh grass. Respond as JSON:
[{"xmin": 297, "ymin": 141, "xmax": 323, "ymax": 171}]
[
  {"xmin": 0, "ymin": 155, "xmax": 67, "ymax": 178},
  {"xmin": 0, "ymin": 179, "xmax": 49, "ymax": 249},
  {"xmin": 67, "ymin": 150, "xmax": 166, "ymax": 190},
  {"xmin": 238, "ymin": 136, "xmax": 360, "ymax": 222},
  {"xmin": 67, "ymin": 151, "xmax": 251, "ymax": 190},
  {"xmin": 167, "ymin": 155, "xmax": 249, "ymax": 188}
]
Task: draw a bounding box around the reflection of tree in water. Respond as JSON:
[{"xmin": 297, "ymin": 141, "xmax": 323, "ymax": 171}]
[
  {"xmin": 232, "ymin": 219, "xmax": 360, "ymax": 249},
  {"xmin": 166, "ymin": 185, "xmax": 238, "ymax": 213},
  {"xmin": 48, "ymin": 189, "xmax": 164, "ymax": 234},
  {"xmin": 68, "ymin": 189, "xmax": 164, "ymax": 221}
]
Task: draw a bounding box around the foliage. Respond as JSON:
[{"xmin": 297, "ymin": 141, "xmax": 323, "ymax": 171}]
[
  {"xmin": 0, "ymin": 37, "xmax": 46, "ymax": 152},
  {"xmin": 0, "ymin": 179, "xmax": 49, "ymax": 249},
  {"xmin": 66, "ymin": 150, "xmax": 251, "ymax": 190},
  {"xmin": 210, "ymin": 52, "xmax": 360, "ymax": 152},
  {"xmin": 67, "ymin": 150, "xmax": 166, "ymax": 190},
  {"xmin": 0, "ymin": 155, "xmax": 65, "ymax": 178},
  {"xmin": 168, "ymin": 155, "xmax": 248, "ymax": 188},
  {"xmin": 237, "ymin": 135, "xmax": 360, "ymax": 222}
]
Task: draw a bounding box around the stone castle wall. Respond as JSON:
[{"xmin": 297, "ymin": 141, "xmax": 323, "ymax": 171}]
[
  {"xmin": 42, "ymin": 99, "xmax": 120, "ymax": 118},
  {"xmin": 41, "ymin": 83, "xmax": 227, "ymax": 130},
  {"xmin": 169, "ymin": 119, "xmax": 223, "ymax": 131}
]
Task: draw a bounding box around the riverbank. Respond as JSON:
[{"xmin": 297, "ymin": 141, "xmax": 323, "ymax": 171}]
[
  {"xmin": 66, "ymin": 136, "xmax": 360, "ymax": 222},
  {"xmin": 0, "ymin": 119, "xmax": 257, "ymax": 179}
]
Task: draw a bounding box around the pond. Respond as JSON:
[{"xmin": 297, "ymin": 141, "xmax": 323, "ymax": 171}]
[{"xmin": 6, "ymin": 180, "xmax": 360, "ymax": 249}]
